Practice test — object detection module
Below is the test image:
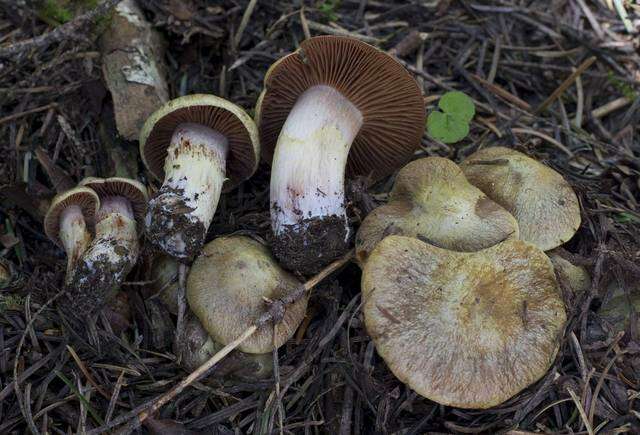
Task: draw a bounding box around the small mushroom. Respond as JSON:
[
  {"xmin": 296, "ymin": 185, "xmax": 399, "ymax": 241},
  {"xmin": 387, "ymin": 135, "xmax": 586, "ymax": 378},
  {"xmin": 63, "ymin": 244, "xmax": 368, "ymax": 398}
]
[
  {"xmin": 44, "ymin": 186, "xmax": 100, "ymax": 280},
  {"xmin": 356, "ymin": 157, "xmax": 518, "ymax": 264},
  {"xmin": 140, "ymin": 94, "xmax": 260, "ymax": 259},
  {"xmin": 176, "ymin": 312, "xmax": 273, "ymax": 379},
  {"xmin": 257, "ymin": 35, "xmax": 425, "ymax": 274},
  {"xmin": 460, "ymin": 147, "xmax": 581, "ymax": 251},
  {"xmin": 547, "ymin": 250, "xmax": 590, "ymax": 294},
  {"xmin": 187, "ymin": 236, "xmax": 307, "ymax": 354},
  {"xmin": 68, "ymin": 177, "xmax": 148, "ymax": 312},
  {"xmin": 362, "ymin": 236, "xmax": 566, "ymax": 409},
  {"xmin": 598, "ymin": 281, "xmax": 639, "ymax": 336}
]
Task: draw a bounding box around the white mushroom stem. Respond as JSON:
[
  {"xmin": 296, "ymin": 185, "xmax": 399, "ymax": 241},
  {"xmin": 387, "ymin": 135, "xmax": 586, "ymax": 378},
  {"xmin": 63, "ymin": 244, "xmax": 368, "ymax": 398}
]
[
  {"xmin": 59, "ymin": 205, "xmax": 92, "ymax": 279},
  {"xmin": 92, "ymin": 197, "xmax": 139, "ymax": 261},
  {"xmin": 69, "ymin": 197, "xmax": 139, "ymax": 309},
  {"xmin": 146, "ymin": 123, "xmax": 228, "ymax": 258},
  {"xmin": 270, "ymin": 85, "xmax": 363, "ymax": 238}
]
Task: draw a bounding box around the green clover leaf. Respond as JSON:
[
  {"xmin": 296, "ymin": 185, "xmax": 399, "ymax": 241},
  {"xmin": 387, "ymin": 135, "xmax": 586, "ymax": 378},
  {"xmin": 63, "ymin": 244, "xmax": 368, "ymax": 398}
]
[{"xmin": 426, "ymin": 91, "xmax": 475, "ymax": 144}]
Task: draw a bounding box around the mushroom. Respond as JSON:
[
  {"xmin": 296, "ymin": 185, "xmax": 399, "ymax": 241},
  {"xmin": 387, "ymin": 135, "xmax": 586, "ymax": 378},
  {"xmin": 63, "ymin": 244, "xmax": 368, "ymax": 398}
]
[
  {"xmin": 67, "ymin": 177, "xmax": 148, "ymax": 312},
  {"xmin": 140, "ymin": 94, "xmax": 260, "ymax": 259},
  {"xmin": 149, "ymin": 254, "xmax": 180, "ymax": 315},
  {"xmin": 362, "ymin": 235, "xmax": 566, "ymax": 409},
  {"xmin": 547, "ymin": 250, "xmax": 590, "ymax": 294},
  {"xmin": 460, "ymin": 147, "xmax": 581, "ymax": 251},
  {"xmin": 598, "ymin": 281, "xmax": 639, "ymax": 336},
  {"xmin": 187, "ymin": 235, "xmax": 307, "ymax": 354},
  {"xmin": 257, "ymin": 35, "xmax": 425, "ymax": 274},
  {"xmin": 176, "ymin": 312, "xmax": 273, "ymax": 379},
  {"xmin": 44, "ymin": 186, "xmax": 100, "ymax": 280},
  {"xmin": 355, "ymin": 157, "xmax": 518, "ymax": 264}
]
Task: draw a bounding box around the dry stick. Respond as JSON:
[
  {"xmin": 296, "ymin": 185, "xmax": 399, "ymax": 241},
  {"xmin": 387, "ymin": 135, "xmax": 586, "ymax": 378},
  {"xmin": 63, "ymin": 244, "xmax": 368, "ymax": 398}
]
[
  {"xmin": 0, "ymin": 0, "xmax": 119, "ymax": 58},
  {"xmin": 136, "ymin": 250, "xmax": 354, "ymax": 425},
  {"xmin": 533, "ymin": 56, "xmax": 597, "ymax": 115},
  {"xmin": 34, "ymin": 147, "xmax": 74, "ymax": 194},
  {"xmin": 232, "ymin": 0, "xmax": 258, "ymax": 51},
  {"xmin": 0, "ymin": 103, "xmax": 57, "ymax": 125}
]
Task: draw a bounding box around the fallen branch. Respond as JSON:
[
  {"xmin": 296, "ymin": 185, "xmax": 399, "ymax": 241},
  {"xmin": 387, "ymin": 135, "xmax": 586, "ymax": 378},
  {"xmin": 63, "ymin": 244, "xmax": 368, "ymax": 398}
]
[{"xmin": 0, "ymin": 0, "xmax": 119, "ymax": 59}]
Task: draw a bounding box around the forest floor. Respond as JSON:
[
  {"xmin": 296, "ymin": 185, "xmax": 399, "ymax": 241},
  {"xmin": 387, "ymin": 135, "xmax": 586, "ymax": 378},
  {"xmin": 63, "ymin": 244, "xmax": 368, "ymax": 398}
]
[{"xmin": 0, "ymin": 0, "xmax": 639, "ymax": 434}]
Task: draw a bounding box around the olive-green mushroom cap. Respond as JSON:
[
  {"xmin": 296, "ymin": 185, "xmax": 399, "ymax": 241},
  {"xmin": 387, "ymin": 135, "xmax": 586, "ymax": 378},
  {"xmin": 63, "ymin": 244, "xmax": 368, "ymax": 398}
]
[
  {"xmin": 80, "ymin": 177, "xmax": 149, "ymax": 231},
  {"xmin": 362, "ymin": 236, "xmax": 566, "ymax": 409},
  {"xmin": 139, "ymin": 94, "xmax": 260, "ymax": 190},
  {"xmin": 356, "ymin": 157, "xmax": 518, "ymax": 264},
  {"xmin": 461, "ymin": 147, "xmax": 581, "ymax": 251},
  {"xmin": 44, "ymin": 186, "xmax": 100, "ymax": 245},
  {"xmin": 547, "ymin": 250, "xmax": 590, "ymax": 294},
  {"xmin": 187, "ymin": 236, "xmax": 307, "ymax": 354}
]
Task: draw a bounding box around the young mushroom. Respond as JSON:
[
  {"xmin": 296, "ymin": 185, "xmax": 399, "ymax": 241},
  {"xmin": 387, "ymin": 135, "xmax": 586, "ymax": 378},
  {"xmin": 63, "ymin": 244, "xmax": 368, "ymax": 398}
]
[
  {"xmin": 44, "ymin": 186, "xmax": 100, "ymax": 280},
  {"xmin": 176, "ymin": 312, "xmax": 273, "ymax": 379},
  {"xmin": 187, "ymin": 235, "xmax": 307, "ymax": 354},
  {"xmin": 355, "ymin": 157, "xmax": 518, "ymax": 264},
  {"xmin": 140, "ymin": 94, "xmax": 260, "ymax": 259},
  {"xmin": 548, "ymin": 249, "xmax": 590, "ymax": 294},
  {"xmin": 67, "ymin": 177, "xmax": 148, "ymax": 312},
  {"xmin": 257, "ymin": 35, "xmax": 425, "ymax": 274},
  {"xmin": 362, "ymin": 236, "xmax": 566, "ymax": 409},
  {"xmin": 461, "ymin": 147, "xmax": 581, "ymax": 251}
]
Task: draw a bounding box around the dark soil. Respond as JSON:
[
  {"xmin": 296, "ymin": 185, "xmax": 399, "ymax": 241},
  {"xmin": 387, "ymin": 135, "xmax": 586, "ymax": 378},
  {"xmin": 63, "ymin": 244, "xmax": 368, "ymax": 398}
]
[
  {"xmin": 271, "ymin": 214, "xmax": 351, "ymax": 275},
  {"xmin": 0, "ymin": 1, "xmax": 639, "ymax": 434}
]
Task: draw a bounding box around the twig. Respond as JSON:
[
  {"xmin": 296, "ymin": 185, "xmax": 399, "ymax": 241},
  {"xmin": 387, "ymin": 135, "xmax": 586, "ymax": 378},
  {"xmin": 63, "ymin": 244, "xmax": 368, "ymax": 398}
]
[
  {"xmin": 533, "ymin": 56, "xmax": 597, "ymax": 115},
  {"xmin": 0, "ymin": 0, "xmax": 120, "ymax": 59},
  {"xmin": 34, "ymin": 147, "xmax": 74, "ymax": 194},
  {"xmin": 591, "ymin": 96, "xmax": 632, "ymax": 119},
  {"xmin": 0, "ymin": 103, "xmax": 58, "ymax": 125},
  {"xmin": 232, "ymin": 0, "xmax": 258, "ymax": 51},
  {"xmin": 305, "ymin": 21, "xmax": 380, "ymax": 44}
]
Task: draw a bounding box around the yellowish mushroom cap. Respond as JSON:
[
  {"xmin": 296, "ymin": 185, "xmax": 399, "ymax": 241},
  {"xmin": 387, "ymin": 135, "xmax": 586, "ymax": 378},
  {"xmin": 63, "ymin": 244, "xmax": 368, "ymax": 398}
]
[
  {"xmin": 356, "ymin": 157, "xmax": 518, "ymax": 264},
  {"xmin": 547, "ymin": 250, "xmax": 590, "ymax": 294},
  {"xmin": 187, "ymin": 236, "xmax": 307, "ymax": 354},
  {"xmin": 461, "ymin": 147, "xmax": 581, "ymax": 251},
  {"xmin": 362, "ymin": 236, "xmax": 566, "ymax": 409}
]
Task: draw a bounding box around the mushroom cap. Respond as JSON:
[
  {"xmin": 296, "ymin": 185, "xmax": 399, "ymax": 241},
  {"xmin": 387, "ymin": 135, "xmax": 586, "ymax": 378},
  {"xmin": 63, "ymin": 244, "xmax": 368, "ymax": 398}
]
[
  {"xmin": 139, "ymin": 94, "xmax": 260, "ymax": 190},
  {"xmin": 44, "ymin": 186, "xmax": 100, "ymax": 245},
  {"xmin": 187, "ymin": 235, "xmax": 307, "ymax": 354},
  {"xmin": 547, "ymin": 250, "xmax": 590, "ymax": 294},
  {"xmin": 460, "ymin": 147, "xmax": 581, "ymax": 251},
  {"xmin": 362, "ymin": 236, "xmax": 566, "ymax": 409},
  {"xmin": 257, "ymin": 35, "xmax": 425, "ymax": 182},
  {"xmin": 80, "ymin": 177, "xmax": 148, "ymax": 229},
  {"xmin": 356, "ymin": 157, "xmax": 518, "ymax": 264}
]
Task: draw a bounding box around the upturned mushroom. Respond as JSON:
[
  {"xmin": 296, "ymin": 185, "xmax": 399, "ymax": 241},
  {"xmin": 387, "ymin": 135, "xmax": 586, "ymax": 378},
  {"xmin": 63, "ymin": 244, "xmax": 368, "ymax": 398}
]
[
  {"xmin": 67, "ymin": 177, "xmax": 148, "ymax": 312},
  {"xmin": 362, "ymin": 236, "xmax": 566, "ymax": 409},
  {"xmin": 356, "ymin": 157, "xmax": 518, "ymax": 264},
  {"xmin": 176, "ymin": 312, "xmax": 273, "ymax": 379},
  {"xmin": 187, "ymin": 235, "xmax": 307, "ymax": 354},
  {"xmin": 257, "ymin": 35, "xmax": 425, "ymax": 274},
  {"xmin": 140, "ymin": 94, "xmax": 260, "ymax": 259},
  {"xmin": 44, "ymin": 186, "xmax": 100, "ymax": 280},
  {"xmin": 461, "ymin": 147, "xmax": 581, "ymax": 251}
]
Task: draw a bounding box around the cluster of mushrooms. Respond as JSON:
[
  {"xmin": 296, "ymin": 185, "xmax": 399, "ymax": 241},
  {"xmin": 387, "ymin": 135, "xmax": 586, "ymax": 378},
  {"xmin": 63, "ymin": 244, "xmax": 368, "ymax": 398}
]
[{"xmin": 43, "ymin": 36, "xmax": 584, "ymax": 406}]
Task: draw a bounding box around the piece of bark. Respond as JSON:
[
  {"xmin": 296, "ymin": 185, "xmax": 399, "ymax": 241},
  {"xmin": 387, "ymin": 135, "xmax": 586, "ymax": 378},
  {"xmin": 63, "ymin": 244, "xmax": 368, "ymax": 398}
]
[{"xmin": 100, "ymin": 0, "xmax": 169, "ymax": 141}]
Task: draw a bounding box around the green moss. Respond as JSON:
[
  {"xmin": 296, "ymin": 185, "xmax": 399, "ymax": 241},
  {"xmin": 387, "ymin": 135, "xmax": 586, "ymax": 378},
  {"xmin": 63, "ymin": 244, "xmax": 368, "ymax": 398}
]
[{"xmin": 38, "ymin": 0, "xmax": 103, "ymax": 26}]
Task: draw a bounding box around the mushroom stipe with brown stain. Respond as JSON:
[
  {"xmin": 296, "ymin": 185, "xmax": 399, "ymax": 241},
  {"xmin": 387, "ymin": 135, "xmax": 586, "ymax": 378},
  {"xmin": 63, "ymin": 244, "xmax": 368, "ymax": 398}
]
[
  {"xmin": 257, "ymin": 35, "xmax": 425, "ymax": 274},
  {"xmin": 66, "ymin": 177, "xmax": 148, "ymax": 313},
  {"xmin": 140, "ymin": 95, "xmax": 260, "ymax": 260},
  {"xmin": 356, "ymin": 157, "xmax": 519, "ymax": 264},
  {"xmin": 362, "ymin": 236, "xmax": 566, "ymax": 409}
]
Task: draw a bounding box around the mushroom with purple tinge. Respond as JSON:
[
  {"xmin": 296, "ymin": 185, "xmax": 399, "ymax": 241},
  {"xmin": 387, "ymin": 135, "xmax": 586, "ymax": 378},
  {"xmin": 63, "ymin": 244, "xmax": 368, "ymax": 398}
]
[
  {"xmin": 355, "ymin": 157, "xmax": 519, "ymax": 265},
  {"xmin": 460, "ymin": 146, "xmax": 581, "ymax": 251},
  {"xmin": 362, "ymin": 236, "xmax": 566, "ymax": 409},
  {"xmin": 256, "ymin": 35, "xmax": 425, "ymax": 274},
  {"xmin": 67, "ymin": 177, "xmax": 148, "ymax": 312},
  {"xmin": 44, "ymin": 186, "xmax": 100, "ymax": 281},
  {"xmin": 139, "ymin": 94, "xmax": 260, "ymax": 260}
]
